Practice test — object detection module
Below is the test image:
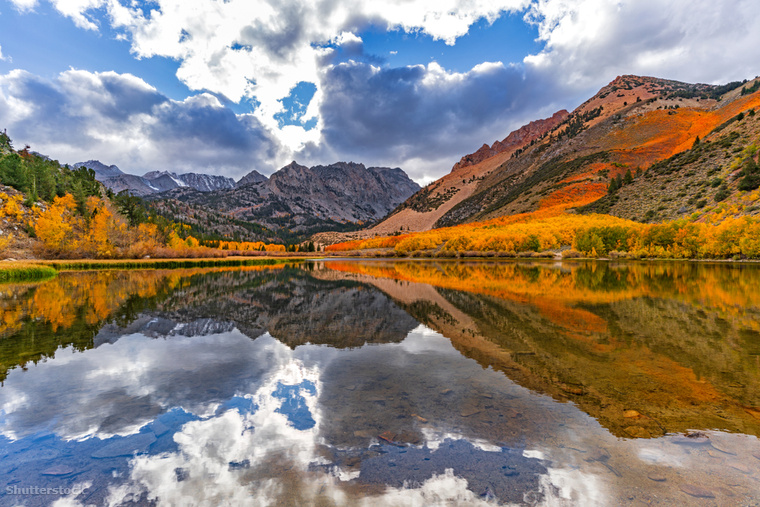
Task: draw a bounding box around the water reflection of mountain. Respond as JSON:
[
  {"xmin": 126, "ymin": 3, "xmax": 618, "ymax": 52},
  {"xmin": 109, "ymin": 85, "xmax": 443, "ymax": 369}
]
[
  {"xmin": 0, "ymin": 266, "xmax": 419, "ymax": 381},
  {"xmin": 318, "ymin": 260, "xmax": 760, "ymax": 438},
  {"xmin": 150, "ymin": 267, "xmax": 420, "ymax": 348},
  {"xmin": 5, "ymin": 261, "xmax": 760, "ymax": 439}
]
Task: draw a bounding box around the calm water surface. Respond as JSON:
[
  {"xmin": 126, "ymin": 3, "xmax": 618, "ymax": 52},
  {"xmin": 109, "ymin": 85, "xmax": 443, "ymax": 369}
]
[{"xmin": 0, "ymin": 261, "xmax": 759, "ymax": 506}]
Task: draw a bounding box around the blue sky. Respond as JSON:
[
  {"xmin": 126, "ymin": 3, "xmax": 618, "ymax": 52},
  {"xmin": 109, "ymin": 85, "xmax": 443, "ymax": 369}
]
[
  {"xmin": 0, "ymin": 0, "xmax": 759, "ymax": 183},
  {"xmin": 0, "ymin": 3, "xmax": 192, "ymax": 99}
]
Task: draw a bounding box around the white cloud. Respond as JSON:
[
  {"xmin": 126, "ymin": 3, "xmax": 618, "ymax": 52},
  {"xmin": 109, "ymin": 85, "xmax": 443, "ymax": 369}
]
[
  {"xmin": 0, "ymin": 69, "xmax": 278, "ymax": 178},
  {"xmin": 525, "ymin": 0, "xmax": 760, "ymax": 87},
  {"xmin": 99, "ymin": 0, "xmax": 529, "ymax": 154},
  {"xmin": 6, "ymin": 0, "xmax": 760, "ymax": 182},
  {"xmin": 50, "ymin": 0, "xmax": 105, "ymax": 30},
  {"xmin": 0, "ymin": 45, "xmax": 5, "ymax": 62},
  {"xmin": 8, "ymin": 0, "xmax": 38, "ymax": 12}
]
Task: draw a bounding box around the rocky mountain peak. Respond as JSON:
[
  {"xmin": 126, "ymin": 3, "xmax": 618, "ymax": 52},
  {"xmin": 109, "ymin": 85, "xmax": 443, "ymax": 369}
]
[
  {"xmin": 74, "ymin": 160, "xmax": 124, "ymax": 179},
  {"xmin": 170, "ymin": 159, "xmax": 421, "ymax": 236},
  {"xmin": 451, "ymin": 109, "xmax": 569, "ymax": 172},
  {"xmin": 237, "ymin": 169, "xmax": 268, "ymax": 187},
  {"xmin": 143, "ymin": 170, "xmax": 177, "ymax": 179},
  {"xmin": 323, "ymin": 161, "xmax": 366, "ymax": 171}
]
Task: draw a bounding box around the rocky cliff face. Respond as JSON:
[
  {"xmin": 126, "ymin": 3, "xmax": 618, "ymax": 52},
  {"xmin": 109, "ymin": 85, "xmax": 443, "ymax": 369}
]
[
  {"xmin": 451, "ymin": 110, "xmax": 569, "ymax": 172},
  {"xmin": 159, "ymin": 161, "xmax": 421, "ymax": 236},
  {"xmin": 268, "ymin": 161, "xmax": 421, "ymax": 220},
  {"xmin": 237, "ymin": 169, "xmax": 268, "ymax": 187},
  {"xmin": 142, "ymin": 170, "xmax": 236, "ymax": 192}
]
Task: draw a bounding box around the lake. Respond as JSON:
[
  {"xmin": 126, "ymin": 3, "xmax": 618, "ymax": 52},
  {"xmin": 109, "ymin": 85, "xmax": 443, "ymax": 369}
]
[{"xmin": 0, "ymin": 260, "xmax": 759, "ymax": 506}]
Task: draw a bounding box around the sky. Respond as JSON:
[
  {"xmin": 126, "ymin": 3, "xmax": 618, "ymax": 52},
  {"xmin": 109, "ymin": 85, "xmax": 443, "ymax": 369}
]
[{"xmin": 0, "ymin": 1, "xmax": 759, "ymax": 184}]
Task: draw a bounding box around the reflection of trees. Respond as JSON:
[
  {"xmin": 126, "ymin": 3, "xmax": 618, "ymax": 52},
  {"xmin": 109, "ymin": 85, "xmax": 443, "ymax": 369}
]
[
  {"xmin": 0, "ymin": 266, "xmax": 419, "ymax": 382},
  {"xmin": 0, "ymin": 270, "xmax": 193, "ymax": 381},
  {"xmin": 322, "ymin": 260, "xmax": 760, "ymax": 438}
]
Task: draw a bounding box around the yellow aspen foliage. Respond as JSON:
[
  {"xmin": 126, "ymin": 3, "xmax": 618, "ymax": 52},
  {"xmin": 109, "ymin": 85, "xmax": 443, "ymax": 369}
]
[
  {"xmin": 328, "ymin": 210, "xmax": 760, "ymax": 260},
  {"xmin": 136, "ymin": 223, "xmax": 159, "ymax": 243},
  {"xmin": 167, "ymin": 230, "xmax": 186, "ymax": 250},
  {"xmin": 0, "ymin": 193, "xmax": 24, "ymax": 220},
  {"xmin": 84, "ymin": 196, "xmax": 115, "ymax": 257},
  {"xmin": 34, "ymin": 193, "xmax": 80, "ymax": 254},
  {"xmin": 0, "ymin": 233, "xmax": 12, "ymax": 253},
  {"xmin": 185, "ymin": 236, "xmax": 200, "ymax": 248}
]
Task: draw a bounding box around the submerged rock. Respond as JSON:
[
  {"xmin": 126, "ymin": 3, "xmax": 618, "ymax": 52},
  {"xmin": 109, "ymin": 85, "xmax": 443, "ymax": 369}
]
[{"xmin": 679, "ymin": 484, "xmax": 715, "ymax": 498}]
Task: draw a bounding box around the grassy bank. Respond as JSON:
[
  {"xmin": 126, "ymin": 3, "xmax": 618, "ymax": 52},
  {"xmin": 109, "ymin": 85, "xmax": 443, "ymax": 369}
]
[
  {"xmin": 0, "ymin": 256, "xmax": 309, "ymax": 281},
  {"xmin": 0, "ymin": 263, "xmax": 58, "ymax": 283},
  {"xmin": 40, "ymin": 257, "xmax": 306, "ymax": 271}
]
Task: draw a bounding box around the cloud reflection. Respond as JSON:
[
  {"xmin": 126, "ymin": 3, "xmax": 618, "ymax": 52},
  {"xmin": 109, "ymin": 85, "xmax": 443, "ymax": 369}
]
[{"xmin": 0, "ymin": 330, "xmax": 290, "ymax": 440}]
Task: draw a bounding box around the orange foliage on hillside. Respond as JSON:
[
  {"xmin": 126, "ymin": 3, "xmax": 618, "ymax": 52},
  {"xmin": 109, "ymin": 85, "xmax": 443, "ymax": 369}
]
[
  {"xmin": 328, "ymin": 89, "xmax": 760, "ymax": 262},
  {"xmin": 27, "ymin": 192, "xmax": 289, "ymax": 259},
  {"xmin": 605, "ymin": 93, "xmax": 760, "ymax": 165},
  {"xmin": 537, "ymin": 182, "xmax": 607, "ymax": 210},
  {"xmin": 525, "ymin": 92, "xmax": 760, "ymax": 226},
  {"xmin": 559, "ymin": 162, "xmax": 610, "ymax": 185}
]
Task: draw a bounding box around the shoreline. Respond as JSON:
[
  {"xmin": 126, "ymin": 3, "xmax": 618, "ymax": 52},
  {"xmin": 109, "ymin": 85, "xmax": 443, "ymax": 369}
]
[
  {"xmin": 0, "ymin": 256, "xmax": 310, "ymax": 282},
  {"xmin": 3, "ymin": 252, "xmax": 760, "ymax": 283}
]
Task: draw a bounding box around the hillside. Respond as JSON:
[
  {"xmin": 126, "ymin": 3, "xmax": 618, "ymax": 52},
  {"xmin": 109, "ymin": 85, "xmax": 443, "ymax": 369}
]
[
  {"xmin": 412, "ymin": 76, "xmax": 756, "ymax": 226},
  {"xmin": 437, "ymin": 75, "xmax": 760, "ymax": 226},
  {"xmin": 155, "ymin": 161, "xmax": 421, "ymax": 239},
  {"xmin": 374, "ymin": 110, "xmax": 568, "ymax": 234},
  {"xmin": 578, "ymin": 105, "xmax": 760, "ymax": 222},
  {"xmin": 328, "ymin": 76, "xmax": 760, "ymax": 258}
]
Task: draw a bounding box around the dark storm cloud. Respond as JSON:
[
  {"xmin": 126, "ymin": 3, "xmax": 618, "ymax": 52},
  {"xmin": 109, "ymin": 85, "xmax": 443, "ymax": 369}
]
[
  {"xmin": 317, "ymin": 60, "xmax": 560, "ymax": 162},
  {"xmin": 147, "ymin": 96, "xmax": 277, "ymax": 167},
  {"xmin": 0, "ymin": 69, "xmax": 279, "ymax": 177}
]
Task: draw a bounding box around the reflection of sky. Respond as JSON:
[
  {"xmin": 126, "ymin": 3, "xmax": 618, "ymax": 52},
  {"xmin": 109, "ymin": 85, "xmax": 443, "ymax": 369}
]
[
  {"xmin": 0, "ymin": 323, "xmax": 759, "ymax": 505},
  {"xmin": 0, "ymin": 330, "xmax": 289, "ymax": 440}
]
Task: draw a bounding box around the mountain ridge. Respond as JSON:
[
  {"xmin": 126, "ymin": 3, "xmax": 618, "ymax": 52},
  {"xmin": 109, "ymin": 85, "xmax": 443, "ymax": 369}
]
[
  {"xmin": 75, "ymin": 162, "xmax": 237, "ymax": 196},
  {"xmin": 148, "ymin": 160, "xmax": 421, "ymax": 240},
  {"xmin": 315, "ymin": 74, "xmax": 760, "ymax": 248}
]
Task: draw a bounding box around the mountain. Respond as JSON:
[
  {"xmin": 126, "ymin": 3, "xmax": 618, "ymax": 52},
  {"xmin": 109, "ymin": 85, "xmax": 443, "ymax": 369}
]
[
  {"xmin": 433, "ymin": 75, "xmax": 760, "ymax": 227},
  {"xmin": 74, "ymin": 160, "xmax": 124, "ymax": 179},
  {"xmin": 152, "ymin": 161, "xmax": 421, "ymax": 239},
  {"xmin": 311, "ymin": 109, "xmax": 568, "ymax": 244},
  {"xmin": 237, "ymin": 169, "xmax": 268, "ymax": 187},
  {"xmin": 143, "ymin": 171, "xmax": 236, "ymax": 192},
  {"xmin": 75, "ymin": 162, "xmax": 236, "ymax": 196},
  {"xmin": 318, "ymin": 74, "xmax": 760, "ymax": 246}
]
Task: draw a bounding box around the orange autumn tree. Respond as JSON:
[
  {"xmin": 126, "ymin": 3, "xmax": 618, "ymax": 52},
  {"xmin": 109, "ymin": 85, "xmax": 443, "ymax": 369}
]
[
  {"xmin": 34, "ymin": 193, "xmax": 81, "ymax": 255},
  {"xmin": 83, "ymin": 196, "xmax": 131, "ymax": 258}
]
